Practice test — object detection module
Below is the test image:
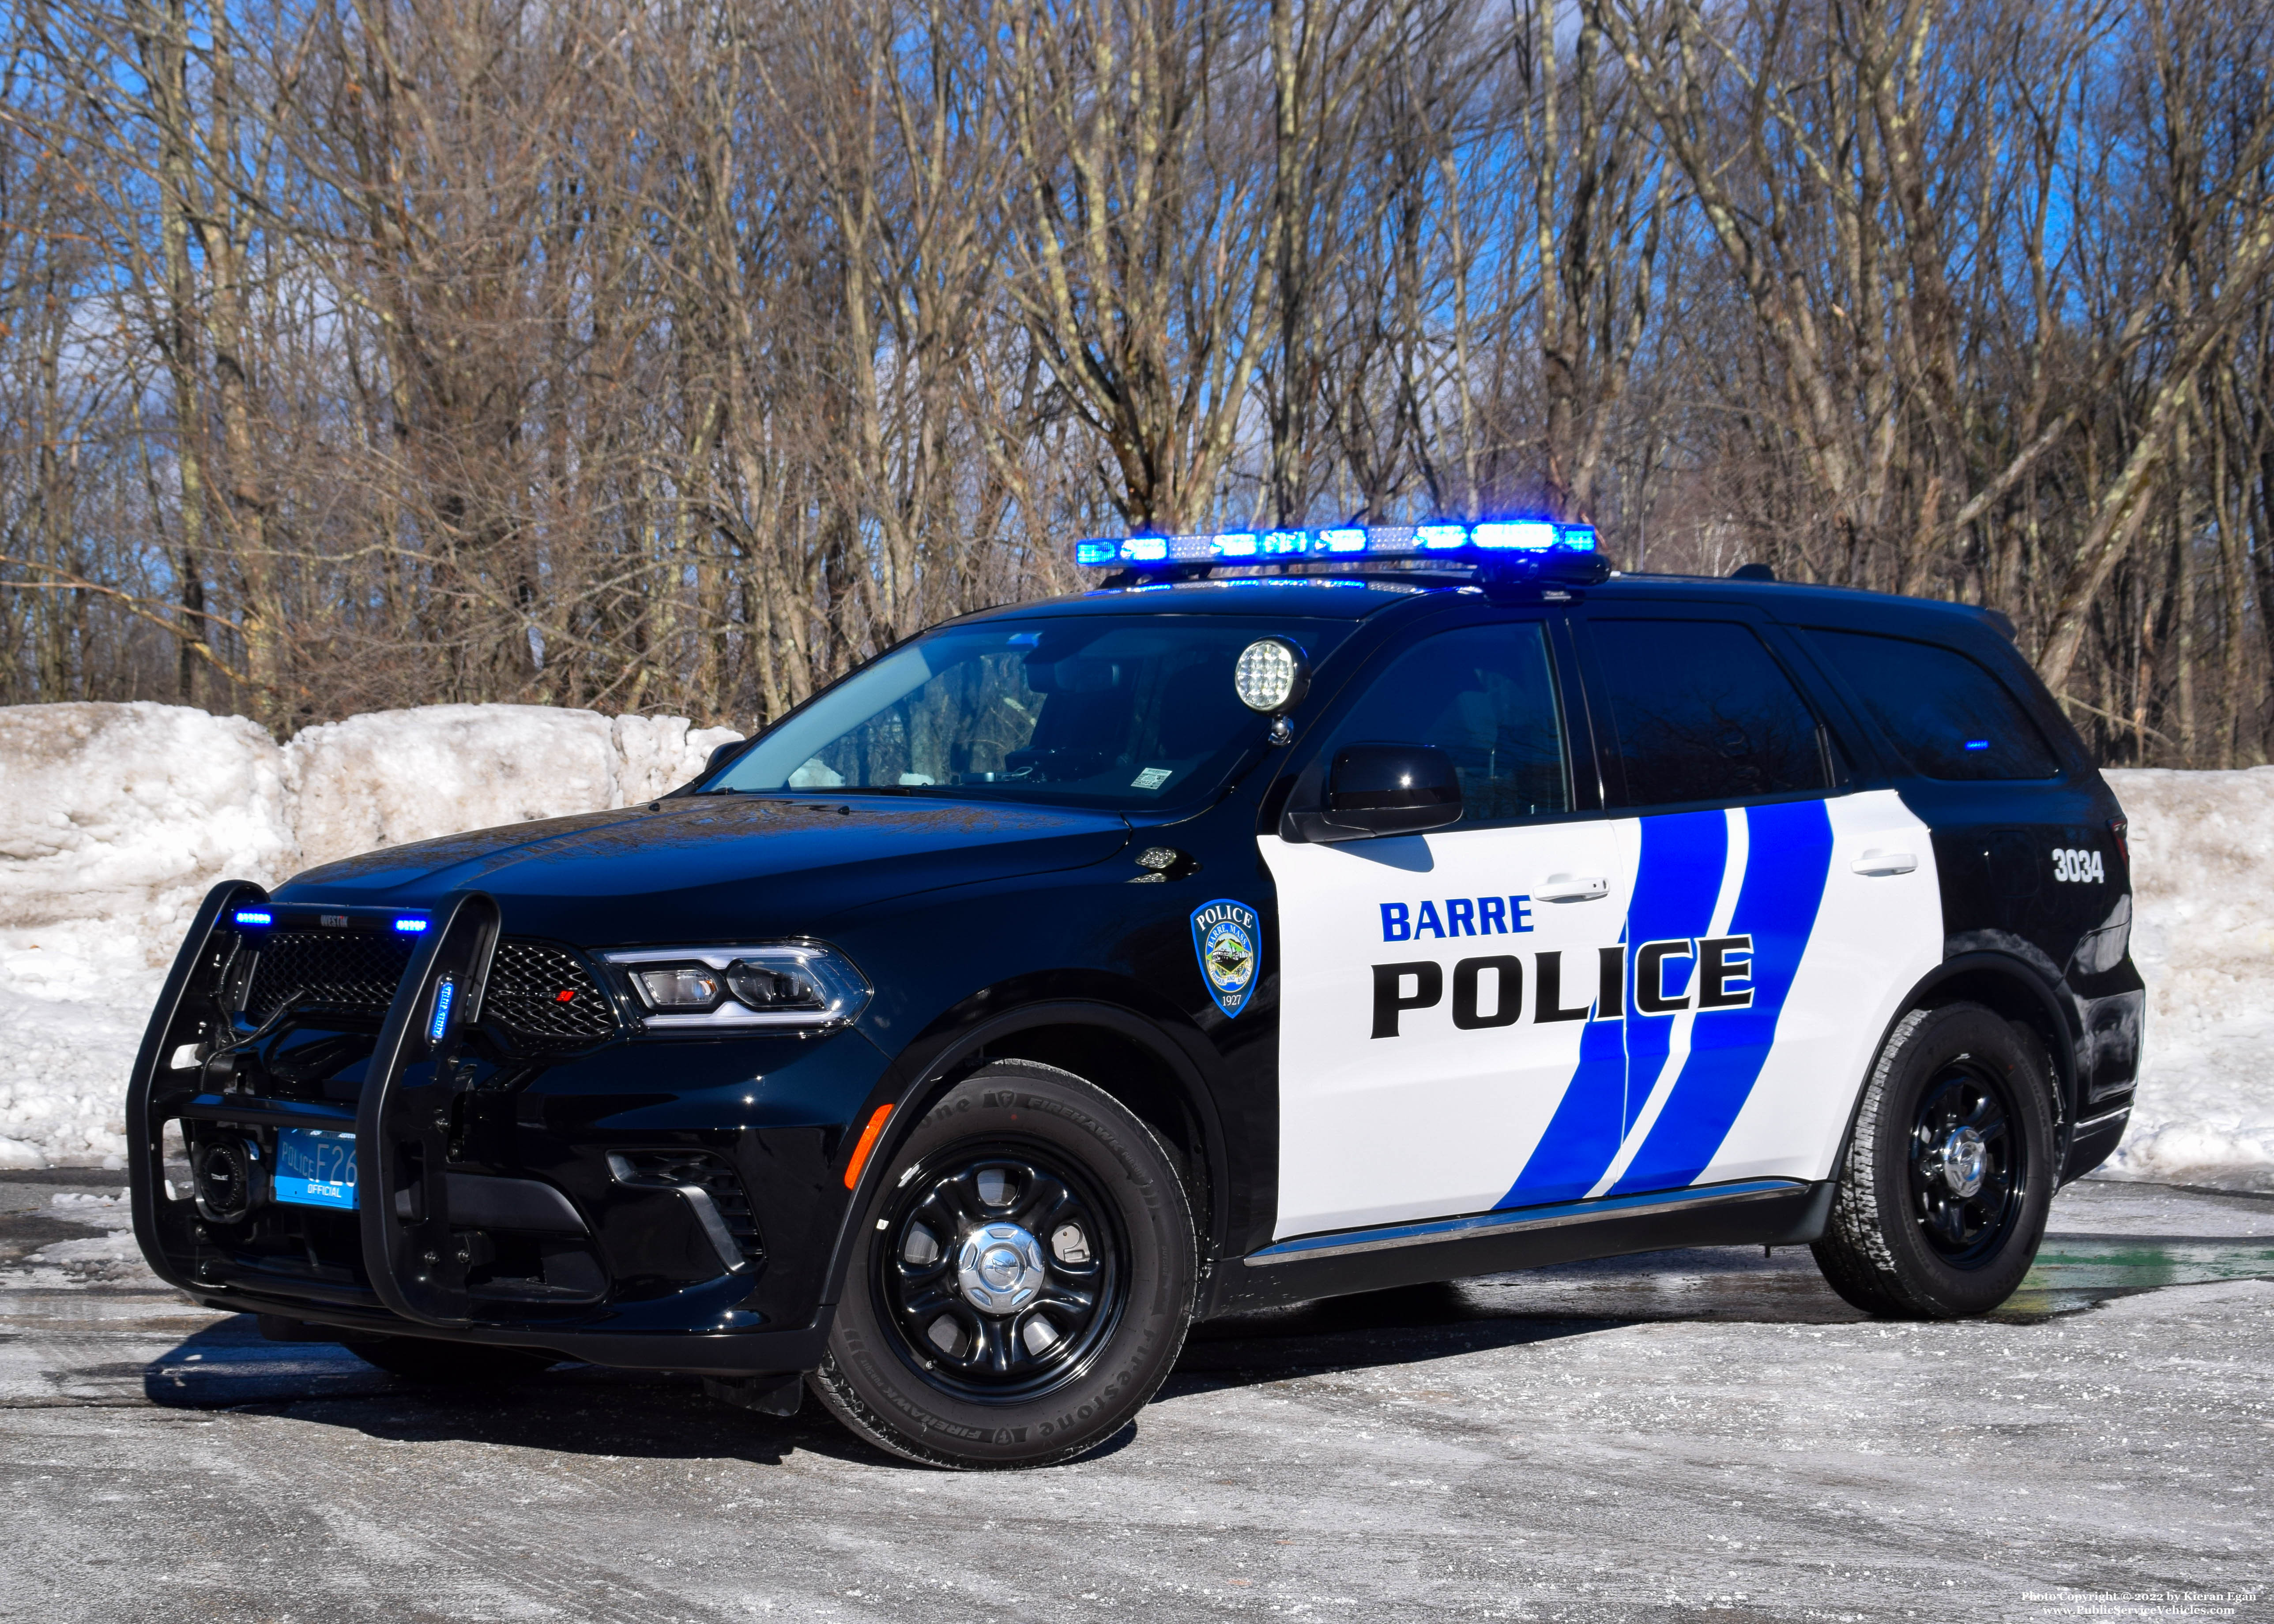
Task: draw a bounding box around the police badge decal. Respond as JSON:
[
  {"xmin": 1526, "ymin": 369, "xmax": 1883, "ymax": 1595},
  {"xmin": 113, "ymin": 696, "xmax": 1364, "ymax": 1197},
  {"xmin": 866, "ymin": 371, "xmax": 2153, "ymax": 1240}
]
[{"xmin": 1189, "ymin": 898, "xmax": 1261, "ymax": 1019}]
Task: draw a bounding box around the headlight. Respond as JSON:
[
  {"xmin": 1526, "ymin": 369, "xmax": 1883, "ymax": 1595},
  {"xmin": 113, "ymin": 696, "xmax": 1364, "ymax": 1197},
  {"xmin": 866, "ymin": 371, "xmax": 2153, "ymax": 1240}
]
[
  {"xmin": 605, "ymin": 942, "xmax": 869, "ymax": 1032},
  {"xmin": 632, "ymin": 966, "xmax": 724, "ymax": 1009}
]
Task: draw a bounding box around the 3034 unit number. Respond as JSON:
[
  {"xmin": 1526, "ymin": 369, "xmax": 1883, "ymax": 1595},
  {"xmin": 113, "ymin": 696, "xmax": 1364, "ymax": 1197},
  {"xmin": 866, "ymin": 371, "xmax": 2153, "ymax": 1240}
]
[{"xmin": 2052, "ymin": 847, "xmax": 2106, "ymax": 884}]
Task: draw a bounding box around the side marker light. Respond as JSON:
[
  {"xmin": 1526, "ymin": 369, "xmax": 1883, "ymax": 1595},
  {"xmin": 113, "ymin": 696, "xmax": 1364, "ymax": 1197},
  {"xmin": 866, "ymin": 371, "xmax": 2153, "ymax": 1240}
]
[{"xmin": 843, "ymin": 1103, "xmax": 894, "ymax": 1190}]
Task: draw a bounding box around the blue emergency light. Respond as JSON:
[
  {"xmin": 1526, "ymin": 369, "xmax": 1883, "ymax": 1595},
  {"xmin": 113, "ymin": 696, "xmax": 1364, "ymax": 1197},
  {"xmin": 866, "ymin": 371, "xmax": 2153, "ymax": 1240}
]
[
  {"xmin": 393, "ymin": 917, "xmax": 429, "ymax": 933},
  {"xmin": 1073, "ymin": 520, "xmax": 1600, "ymax": 572},
  {"xmin": 232, "ymin": 909, "xmax": 273, "ymax": 927}
]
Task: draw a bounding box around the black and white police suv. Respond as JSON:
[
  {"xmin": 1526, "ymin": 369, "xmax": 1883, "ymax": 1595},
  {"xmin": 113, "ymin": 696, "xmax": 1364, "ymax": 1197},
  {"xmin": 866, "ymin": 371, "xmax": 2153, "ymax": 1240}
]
[{"xmin": 128, "ymin": 521, "xmax": 2142, "ymax": 1468}]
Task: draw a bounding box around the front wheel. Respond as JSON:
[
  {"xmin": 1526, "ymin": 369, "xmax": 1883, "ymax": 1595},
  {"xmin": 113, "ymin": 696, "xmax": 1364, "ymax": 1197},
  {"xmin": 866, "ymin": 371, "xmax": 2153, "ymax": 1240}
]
[
  {"xmin": 809, "ymin": 1060, "xmax": 1197, "ymax": 1469},
  {"xmin": 1812, "ymin": 1002, "xmax": 2056, "ymax": 1318}
]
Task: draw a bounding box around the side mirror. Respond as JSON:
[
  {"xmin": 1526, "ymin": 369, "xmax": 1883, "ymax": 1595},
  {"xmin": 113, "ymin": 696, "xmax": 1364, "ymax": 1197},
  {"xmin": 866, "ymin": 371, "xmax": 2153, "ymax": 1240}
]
[
  {"xmin": 662, "ymin": 736, "xmax": 754, "ymax": 800},
  {"xmin": 703, "ymin": 737, "xmax": 753, "ymax": 778},
  {"xmin": 1320, "ymin": 742, "xmax": 1462, "ymax": 838}
]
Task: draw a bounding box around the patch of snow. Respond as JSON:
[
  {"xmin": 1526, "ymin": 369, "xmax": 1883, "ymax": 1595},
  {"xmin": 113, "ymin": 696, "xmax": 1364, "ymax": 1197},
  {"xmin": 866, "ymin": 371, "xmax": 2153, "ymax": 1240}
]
[
  {"xmin": 286, "ymin": 705, "xmax": 737, "ymax": 872},
  {"xmin": 0, "ymin": 700, "xmax": 739, "ymax": 1165},
  {"xmin": 2100, "ymin": 768, "xmax": 2274, "ymax": 1192}
]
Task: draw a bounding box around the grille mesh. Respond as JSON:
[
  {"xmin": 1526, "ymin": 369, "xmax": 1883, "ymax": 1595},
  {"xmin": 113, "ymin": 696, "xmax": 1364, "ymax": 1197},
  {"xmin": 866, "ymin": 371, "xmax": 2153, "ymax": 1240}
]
[
  {"xmin": 239, "ymin": 930, "xmax": 617, "ymax": 1046},
  {"xmin": 483, "ymin": 940, "xmax": 619, "ymax": 1042},
  {"xmin": 244, "ymin": 931, "xmax": 415, "ymax": 1021}
]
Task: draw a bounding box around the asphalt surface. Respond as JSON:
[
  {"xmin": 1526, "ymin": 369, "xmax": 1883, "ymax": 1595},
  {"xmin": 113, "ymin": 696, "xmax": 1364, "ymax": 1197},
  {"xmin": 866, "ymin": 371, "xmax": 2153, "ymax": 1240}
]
[{"xmin": 1, "ymin": 1173, "xmax": 2269, "ymax": 1623}]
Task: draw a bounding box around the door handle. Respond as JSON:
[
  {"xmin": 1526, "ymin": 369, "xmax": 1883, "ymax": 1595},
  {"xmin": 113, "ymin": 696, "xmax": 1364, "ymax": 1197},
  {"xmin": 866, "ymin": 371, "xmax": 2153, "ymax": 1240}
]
[
  {"xmin": 1851, "ymin": 850, "xmax": 1918, "ymax": 876},
  {"xmin": 1537, "ymin": 873, "xmax": 1610, "ymax": 902}
]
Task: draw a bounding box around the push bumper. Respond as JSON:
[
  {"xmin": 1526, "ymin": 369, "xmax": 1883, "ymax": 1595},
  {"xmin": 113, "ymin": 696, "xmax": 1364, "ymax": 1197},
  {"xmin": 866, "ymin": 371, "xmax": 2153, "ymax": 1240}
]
[{"xmin": 127, "ymin": 883, "xmax": 885, "ymax": 1374}]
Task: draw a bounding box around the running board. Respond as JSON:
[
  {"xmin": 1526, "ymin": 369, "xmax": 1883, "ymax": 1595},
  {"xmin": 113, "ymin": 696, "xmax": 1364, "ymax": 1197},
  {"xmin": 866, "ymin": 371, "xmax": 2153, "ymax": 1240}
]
[
  {"xmin": 1209, "ymin": 1177, "xmax": 1834, "ymax": 1317},
  {"xmin": 1246, "ymin": 1179, "xmax": 1809, "ymax": 1265}
]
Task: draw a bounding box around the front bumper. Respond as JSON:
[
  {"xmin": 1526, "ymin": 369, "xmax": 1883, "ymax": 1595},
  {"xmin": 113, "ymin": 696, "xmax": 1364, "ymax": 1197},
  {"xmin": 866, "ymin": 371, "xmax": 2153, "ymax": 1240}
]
[{"xmin": 128, "ymin": 884, "xmax": 889, "ymax": 1373}]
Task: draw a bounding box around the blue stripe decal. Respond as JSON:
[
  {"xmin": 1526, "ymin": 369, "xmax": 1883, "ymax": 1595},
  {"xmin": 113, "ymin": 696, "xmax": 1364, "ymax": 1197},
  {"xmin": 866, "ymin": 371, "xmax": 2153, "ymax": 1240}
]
[
  {"xmin": 1495, "ymin": 809, "xmax": 1727, "ymax": 1209},
  {"xmin": 1608, "ymin": 799, "xmax": 1833, "ymax": 1195}
]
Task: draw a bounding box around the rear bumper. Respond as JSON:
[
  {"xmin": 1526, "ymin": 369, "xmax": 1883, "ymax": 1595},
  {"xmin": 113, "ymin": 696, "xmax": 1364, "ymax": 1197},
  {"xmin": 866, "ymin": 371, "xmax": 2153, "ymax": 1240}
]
[{"xmin": 127, "ymin": 883, "xmax": 887, "ymax": 1372}]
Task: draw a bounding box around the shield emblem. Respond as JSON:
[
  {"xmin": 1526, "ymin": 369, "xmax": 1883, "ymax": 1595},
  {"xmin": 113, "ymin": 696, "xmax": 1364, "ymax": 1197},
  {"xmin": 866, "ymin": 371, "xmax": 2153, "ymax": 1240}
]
[{"xmin": 1189, "ymin": 898, "xmax": 1261, "ymax": 1019}]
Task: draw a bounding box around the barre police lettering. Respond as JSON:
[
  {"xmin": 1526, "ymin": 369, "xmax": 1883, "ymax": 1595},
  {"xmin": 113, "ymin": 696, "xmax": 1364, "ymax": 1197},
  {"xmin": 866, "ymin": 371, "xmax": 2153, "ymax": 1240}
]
[
  {"xmin": 1370, "ymin": 935, "xmax": 1756, "ymax": 1038},
  {"xmin": 1379, "ymin": 896, "xmax": 1535, "ymax": 940}
]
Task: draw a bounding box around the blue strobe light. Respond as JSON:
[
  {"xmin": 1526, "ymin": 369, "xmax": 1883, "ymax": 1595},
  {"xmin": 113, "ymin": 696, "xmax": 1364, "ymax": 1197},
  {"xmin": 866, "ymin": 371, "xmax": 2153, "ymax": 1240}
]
[{"xmin": 1073, "ymin": 519, "xmax": 1600, "ymax": 571}]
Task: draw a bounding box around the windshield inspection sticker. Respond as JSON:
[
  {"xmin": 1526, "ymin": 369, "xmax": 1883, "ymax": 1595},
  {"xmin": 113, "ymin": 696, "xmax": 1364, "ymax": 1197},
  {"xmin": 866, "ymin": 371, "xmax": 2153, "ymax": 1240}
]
[
  {"xmin": 1190, "ymin": 899, "xmax": 1261, "ymax": 1018},
  {"xmin": 1131, "ymin": 767, "xmax": 1173, "ymax": 789}
]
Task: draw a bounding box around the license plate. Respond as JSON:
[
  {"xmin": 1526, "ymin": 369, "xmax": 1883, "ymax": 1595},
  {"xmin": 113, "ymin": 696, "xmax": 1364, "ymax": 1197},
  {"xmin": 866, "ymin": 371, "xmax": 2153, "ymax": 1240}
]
[{"xmin": 273, "ymin": 1128, "xmax": 358, "ymax": 1210}]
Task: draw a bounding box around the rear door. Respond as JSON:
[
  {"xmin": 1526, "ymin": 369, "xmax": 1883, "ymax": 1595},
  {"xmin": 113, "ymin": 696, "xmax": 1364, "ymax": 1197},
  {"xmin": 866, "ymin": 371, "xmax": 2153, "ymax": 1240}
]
[{"xmin": 1541, "ymin": 612, "xmax": 1943, "ymax": 1200}]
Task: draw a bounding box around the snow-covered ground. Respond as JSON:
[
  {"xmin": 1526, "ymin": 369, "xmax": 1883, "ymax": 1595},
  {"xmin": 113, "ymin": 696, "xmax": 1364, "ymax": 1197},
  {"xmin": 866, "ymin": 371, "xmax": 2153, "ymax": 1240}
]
[
  {"xmin": 0, "ymin": 703, "xmax": 2267, "ymax": 1188},
  {"xmin": 0, "ymin": 702, "xmax": 737, "ymax": 1166}
]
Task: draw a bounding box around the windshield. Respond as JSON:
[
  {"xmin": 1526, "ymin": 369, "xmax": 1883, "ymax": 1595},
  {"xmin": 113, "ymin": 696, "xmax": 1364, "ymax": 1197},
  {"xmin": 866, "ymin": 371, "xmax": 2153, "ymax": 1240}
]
[{"xmin": 705, "ymin": 616, "xmax": 1353, "ymax": 809}]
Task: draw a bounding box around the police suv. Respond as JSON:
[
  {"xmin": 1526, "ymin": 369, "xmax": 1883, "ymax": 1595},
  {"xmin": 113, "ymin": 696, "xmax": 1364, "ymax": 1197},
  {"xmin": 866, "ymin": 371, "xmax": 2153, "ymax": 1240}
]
[{"xmin": 128, "ymin": 522, "xmax": 2142, "ymax": 1469}]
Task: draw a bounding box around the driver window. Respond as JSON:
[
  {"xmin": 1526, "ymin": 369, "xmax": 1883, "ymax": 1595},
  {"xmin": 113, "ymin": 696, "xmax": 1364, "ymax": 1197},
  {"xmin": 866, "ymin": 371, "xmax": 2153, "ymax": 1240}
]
[{"xmin": 1329, "ymin": 623, "xmax": 1570, "ymax": 822}]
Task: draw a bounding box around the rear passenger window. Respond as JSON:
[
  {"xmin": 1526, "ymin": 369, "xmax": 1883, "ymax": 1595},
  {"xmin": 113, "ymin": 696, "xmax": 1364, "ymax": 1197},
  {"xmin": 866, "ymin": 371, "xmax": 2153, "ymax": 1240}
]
[
  {"xmin": 1331, "ymin": 623, "xmax": 1570, "ymax": 821},
  {"xmin": 1589, "ymin": 620, "xmax": 1830, "ymax": 808},
  {"xmin": 1807, "ymin": 629, "xmax": 2060, "ymax": 781}
]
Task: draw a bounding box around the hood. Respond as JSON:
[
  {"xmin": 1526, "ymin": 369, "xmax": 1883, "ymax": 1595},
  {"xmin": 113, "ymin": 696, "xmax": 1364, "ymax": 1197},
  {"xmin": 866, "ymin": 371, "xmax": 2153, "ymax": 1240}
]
[{"xmin": 273, "ymin": 794, "xmax": 1131, "ymax": 943}]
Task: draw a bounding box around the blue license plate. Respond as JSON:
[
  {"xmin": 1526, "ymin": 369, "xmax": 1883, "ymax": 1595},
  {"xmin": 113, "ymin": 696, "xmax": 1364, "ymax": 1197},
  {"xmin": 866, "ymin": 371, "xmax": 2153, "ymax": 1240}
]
[{"xmin": 273, "ymin": 1128, "xmax": 358, "ymax": 1210}]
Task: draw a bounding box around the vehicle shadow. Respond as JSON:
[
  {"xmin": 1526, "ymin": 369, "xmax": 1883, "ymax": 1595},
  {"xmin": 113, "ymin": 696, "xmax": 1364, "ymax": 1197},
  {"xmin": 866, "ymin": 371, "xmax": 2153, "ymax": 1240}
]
[{"xmin": 133, "ymin": 1245, "xmax": 1867, "ymax": 1465}]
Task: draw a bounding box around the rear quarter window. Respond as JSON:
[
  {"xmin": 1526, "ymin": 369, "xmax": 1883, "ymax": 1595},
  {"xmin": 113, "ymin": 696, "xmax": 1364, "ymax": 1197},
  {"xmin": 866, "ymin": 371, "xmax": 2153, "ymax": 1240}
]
[{"xmin": 1805, "ymin": 628, "xmax": 2060, "ymax": 781}]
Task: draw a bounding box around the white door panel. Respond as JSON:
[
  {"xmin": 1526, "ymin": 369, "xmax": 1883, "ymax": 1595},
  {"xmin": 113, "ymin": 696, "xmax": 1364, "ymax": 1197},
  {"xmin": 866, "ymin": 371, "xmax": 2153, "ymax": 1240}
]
[
  {"xmin": 1265, "ymin": 819, "xmax": 1635, "ymax": 1237},
  {"xmin": 1705, "ymin": 790, "xmax": 1942, "ymax": 1184}
]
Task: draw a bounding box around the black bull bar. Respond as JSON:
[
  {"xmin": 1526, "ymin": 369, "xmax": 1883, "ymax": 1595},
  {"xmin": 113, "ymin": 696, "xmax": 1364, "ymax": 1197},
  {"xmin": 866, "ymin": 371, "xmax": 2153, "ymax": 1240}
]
[{"xmin": 124, "ymin": 881, "xmax": 825, "ymax": 1374}]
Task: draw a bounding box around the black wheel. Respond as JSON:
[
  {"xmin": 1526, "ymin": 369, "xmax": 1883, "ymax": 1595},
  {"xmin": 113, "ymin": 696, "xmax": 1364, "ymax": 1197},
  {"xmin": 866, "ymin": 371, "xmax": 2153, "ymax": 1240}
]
[
  {"xmin": 809, "ymin": 1060, "xmax": 1197, "ymax": 1469},
  {"xmin": 1812, "ymin": 1003, "xmax": 2056, "ymax": 1318},
  {"xmin": 342, "ymin": 1335, "xmax": 560, "ymax": 1383}
]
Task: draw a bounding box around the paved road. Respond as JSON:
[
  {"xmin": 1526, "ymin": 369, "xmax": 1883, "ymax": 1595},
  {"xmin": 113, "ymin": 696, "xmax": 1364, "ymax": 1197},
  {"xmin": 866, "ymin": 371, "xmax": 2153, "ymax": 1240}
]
[{"xmin": 2, "ymin": 1173, "xmax": 2269, "ymax": 1623}]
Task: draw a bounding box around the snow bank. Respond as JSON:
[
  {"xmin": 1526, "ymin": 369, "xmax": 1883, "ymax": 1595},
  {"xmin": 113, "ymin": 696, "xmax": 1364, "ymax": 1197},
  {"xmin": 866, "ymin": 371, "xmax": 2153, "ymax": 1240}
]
[
  {"xmin": 0, "ymin": 702, "xmax": 738, "ymax": 1165},
  {"xmin": 287, "ymin": 706, "xmax": 736, "ymax": 871},
  {"xmin": 2098, "ymin": 768, "xmax": 2274, "ymax": 1192}
]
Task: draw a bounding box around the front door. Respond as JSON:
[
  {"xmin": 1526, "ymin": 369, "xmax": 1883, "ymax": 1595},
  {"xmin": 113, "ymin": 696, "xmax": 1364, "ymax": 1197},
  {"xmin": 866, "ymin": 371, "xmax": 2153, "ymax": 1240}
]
[{"xmin": 1266, "ymin": 616, "xmax": 1629, "ymax": 1238}]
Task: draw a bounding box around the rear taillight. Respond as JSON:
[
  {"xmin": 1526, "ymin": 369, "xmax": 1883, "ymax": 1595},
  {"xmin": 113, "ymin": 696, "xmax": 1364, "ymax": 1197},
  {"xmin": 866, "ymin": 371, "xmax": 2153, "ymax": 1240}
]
[{"xmin": 2109, "ymin": 817, "xmax": 2129, "ymax": 865}]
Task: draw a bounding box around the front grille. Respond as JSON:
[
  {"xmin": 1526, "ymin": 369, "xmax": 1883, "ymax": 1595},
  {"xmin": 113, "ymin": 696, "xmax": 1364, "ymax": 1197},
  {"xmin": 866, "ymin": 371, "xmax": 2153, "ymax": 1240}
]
[
  {"xmin": 239, "ymin": 930, "xmax": 618, "ymax": 1048},
  {"xmin": 483, "ymin": 940, "xmax": 619, "ymax": 1043},
  {"xmin": 243, "ymin": 931, "xmax": 415, "ymax": 1021}
]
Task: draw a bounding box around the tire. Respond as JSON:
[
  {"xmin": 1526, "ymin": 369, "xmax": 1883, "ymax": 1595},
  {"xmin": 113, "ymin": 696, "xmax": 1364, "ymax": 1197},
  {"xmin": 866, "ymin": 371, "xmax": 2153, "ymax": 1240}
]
[
  {"xmin": 342, "ymin": 1335, "xmax": 560, "ymax": 1383},
  {"xmin": 809, "ymin": 1060, "xmax": 1198, "ymax": 1469},
  {"xmin": 1812, "ymin": 1002, "xmax": 2056, "ymax": 1318}
]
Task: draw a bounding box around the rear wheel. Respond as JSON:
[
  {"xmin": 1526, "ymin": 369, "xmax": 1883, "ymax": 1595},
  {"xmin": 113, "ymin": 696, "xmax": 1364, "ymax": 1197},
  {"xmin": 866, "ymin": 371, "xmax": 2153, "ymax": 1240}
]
[
  {"xmin": 343, "ymin": 1335, "xmax": 560, "ymax": 1383},
  {"xmin": 1812, "ymin": 1002, "xmax": 2056, "ymax": 1318},
  {"xmin": 809, "ymin": 1060, "xmax": 1197, "ymax": 1469}
]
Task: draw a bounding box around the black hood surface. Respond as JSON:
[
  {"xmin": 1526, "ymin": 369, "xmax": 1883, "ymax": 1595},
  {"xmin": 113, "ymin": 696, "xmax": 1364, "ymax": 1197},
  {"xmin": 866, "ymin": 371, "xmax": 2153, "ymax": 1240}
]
[{"xmin": 274, "ymin": 794, "xmax": 1132, "ymax": 944}]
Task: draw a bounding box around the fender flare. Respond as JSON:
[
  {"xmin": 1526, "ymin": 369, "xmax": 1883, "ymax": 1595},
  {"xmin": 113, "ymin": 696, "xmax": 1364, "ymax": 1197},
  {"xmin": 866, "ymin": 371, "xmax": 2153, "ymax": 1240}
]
[
  {"xmin": 814, "ymin": 996, "xmax": 1231, "ymax": 1315},
  {"xmin": 1825, "ymin": 949, "xmax": 2084, "ymax": 1189}
]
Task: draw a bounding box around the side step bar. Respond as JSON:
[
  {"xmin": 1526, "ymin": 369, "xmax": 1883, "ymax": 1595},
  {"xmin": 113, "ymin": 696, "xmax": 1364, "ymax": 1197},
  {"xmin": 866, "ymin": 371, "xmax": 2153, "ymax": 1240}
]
[{"xmin": 1213, "ymin": 1177, "xmax": 1836, "ymax": 1316}]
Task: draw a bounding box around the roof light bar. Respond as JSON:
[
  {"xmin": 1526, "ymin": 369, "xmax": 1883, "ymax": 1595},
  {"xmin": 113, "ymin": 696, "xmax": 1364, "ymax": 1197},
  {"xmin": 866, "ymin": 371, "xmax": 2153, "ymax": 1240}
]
[{"xmin": 1072, "ymin": 520, "xmax": 1598, "ymax": 571}]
